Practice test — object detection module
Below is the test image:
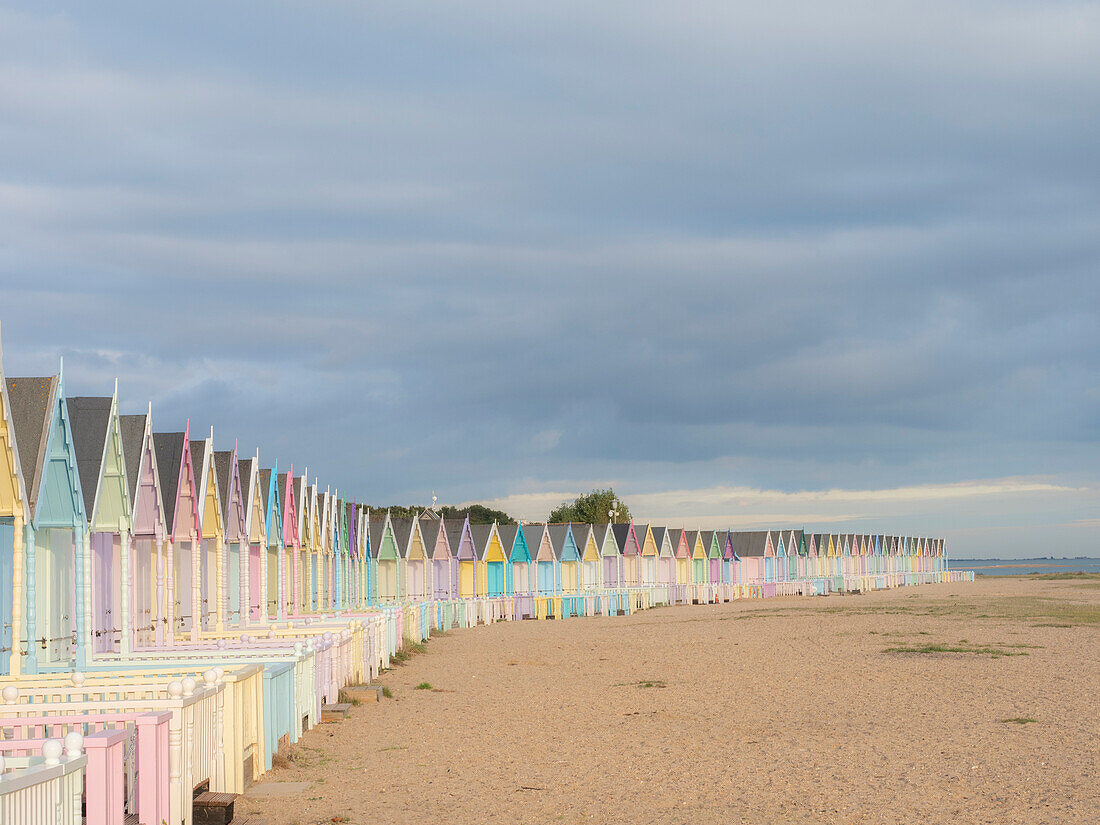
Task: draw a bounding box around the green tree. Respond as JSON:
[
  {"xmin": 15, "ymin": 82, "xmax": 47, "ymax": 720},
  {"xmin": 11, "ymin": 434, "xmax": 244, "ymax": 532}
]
[
  {"xmin": 441, "ymin": 504, "xmax": 515, "ymax": 525},
  {"xmin": 547, "ymin": 488, "xmax": 631, "ymax": 524}
]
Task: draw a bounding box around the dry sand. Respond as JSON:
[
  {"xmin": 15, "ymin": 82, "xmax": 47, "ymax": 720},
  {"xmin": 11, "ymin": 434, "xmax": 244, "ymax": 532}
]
[{"xmin": 242, "ymin": 577, "xmax": 1099, "ymax": 825}]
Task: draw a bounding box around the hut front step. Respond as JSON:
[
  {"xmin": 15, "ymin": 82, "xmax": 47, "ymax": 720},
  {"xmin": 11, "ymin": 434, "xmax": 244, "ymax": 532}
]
[
  {"xmin": 193, "ymin": 791, "xmax": 238, "ymax": 825},
  {"xmin": 321, "ymin": 702, "xmax": 353, "ymax": 721}
]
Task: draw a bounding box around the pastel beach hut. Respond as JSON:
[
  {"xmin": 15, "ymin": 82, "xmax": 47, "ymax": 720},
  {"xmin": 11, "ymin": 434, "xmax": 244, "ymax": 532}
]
[
  {"xmin": 192, "ymin": 432, "xmax": 225, "ymax": 630},
  {"xmin": 597, "ymin": 523, "xmax": 622, "ymax": 589},
  {"xmin": 706, "ymin": 529, "xmax": 722, "ymax": 585},
  {"xmin": 152, "ymin": 427, "xmax": 200, "ymax": 642},
  {"xmin": 453, "ymin": 517, "xmax": 479, "ymax": 599},
  {"xmin": 213, "ymin": 446, "xmax": 246, "ymax": 628},
  {"xmin": 400, "ymin": 516, "xmax": 429, "ymax": 602},
  {"xmin": 612, "ymin": 523, "xmax": 641, "ymax": 588},
  {"xmin": 292, "ymin": 474, "xmax": 311, "ymax": 612},
  {"xmin": 481, "ymin": 522, "xmax": 508, "ymax": 598},
  {"xmin": 66, "ymin": 390, "xmax": 132, "ymax": 657},
  {"xmin": 636, "ymin": 523, "xmax": 657, "ymax": 587},
  {"xmin": 442, "ymin": 517, "xmax": 471, "ymax": 600},
  {"xmin": 119, "ymin": 406, "xmax": 168, "ymax": 648},
  {"xmin": 278, "ymin": 470, "xmax": 298, "ymax": 615},
  {"xmin": 258, "ymin": 466, "xmax": 282, "ymax": 619},
  {"xmin": 383, "ymin": 515, "xmax": 410, "ymax": 602},
  {"xmin": 548, "ymin": 523, "xmax": 580, "ymax": 595},
  {"xmin": 773, "ymin": 530, "xmax": 787, "ymax": 582},
  {"xmin": 670, "ymin": 528, "xmax": 690, "ymax": 585},
  {"xmin": 345, "ymin": 501, "xmax": 360, "ymax": 607},
  {"xmin": 493, "ymin": 523, "xmax": 516, "ymax": 595},
  {"xmin": 688, "ymin": 530, "xmax": 707, "ymax": 585},
  {"xmin": 237, "ymin": 451, "xmax": 267, "ymax": 621},
  {"xmin": 0, "ymin": 339, "xmax": 30, "ymax": 674},
  {"xmin": 653, "ymin": 526, "xmax": 676, "ymax": 586},
  {"xmin": 5, "ymin": 366, "xmax": 88, "ymax": 671},
  {"xmin": 721, "ymin": 530, "xmax": 736, "ymax": 584},
  {"xmin": 736, "ymin": 532, "xmax": 766, "ymax": 585},
  {"xmin": 420, "ymin": 515, "xmax": 452, "ymax": 600},
  {"xmin": 574, "ymin": 522, "xmax": 601, "ymax": 592}
]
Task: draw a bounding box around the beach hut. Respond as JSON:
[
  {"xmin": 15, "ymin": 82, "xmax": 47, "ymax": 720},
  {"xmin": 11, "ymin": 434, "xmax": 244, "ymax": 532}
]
[
  {"xmin": 443, "ymin": 517, "xmax": 473, "ymax": 600},
  {"xmin": 598, "ymin": 523, "xmax": 622, "ymax": 588},
  {"xmin": 670, "ymin": 528, "xmax": 690, "ymax": 585},
  {"xmin": 293, "ymin": 474, "xmax": 311, "ymax": 612},
  {"xmin": 735, "ymin": 532, "xmax": 768, "ymax": 584},
  {"xmin": 613, "ymin": 523, "xmax": 641, "ymax": 588},
  {"xmin": 5, "ymin": 367, "xmax": 88, "ymax": 671},
  {"xmin": 549, "ymin": 524, "xmax": 580, "ymax": 594},
  {"xmin": 635, "ymin": 523, "xmax": 657, "ymax": 586},
  {"xmin": 279, "ymin": 470, "xmax": 298, "ymax": 614},
  {"xmin": 258, "ymin": 466, "xmax": 282, "ymax": 619},
  {"xmin": 654, "ymin": 526, "xmax": 676, "ymax": 586},
  {"xmin": 453, "ymin": 517, "xmax": 478, "ymax": 598},
  {"xmin": 481, "ymin": 522, "xmax": 508, "ymax": 597},
  {"xmin": 119, "ymin": 406, "xmax": 168, "ymax": 648},
  {"xmin": 214, "ymin": 446, "xmax": 246, "ymax": 628},
  {"xmin": 706, "ymin": 529, "xmax": 722, "ymax": 584},
  {"xmin": 0, "ymin": 341, "xmax": 30, "ymax": 675},
  {"xmin": 689, "ymin": 530, "xmax": 707, "ymax": 584},
  {"xmin": 385, "ymin": 516, "xmax": 412, "ymax": 602},
  {"xmin": 67, "ymin": 390, "xmax": 132, "ymax": 657},
  {"xmin": 153, "ymin": 427, "xmax": 200, "ymax": 641},
  {"xmin": 574, "ymin": 522, "xmax": 600, "ymax": 592},
  {"xmin": 720, "ymin": 530, "xmax": 736, "ymax": 584},
  {"xmin": 520, "ymin": 523, "xmax": 551, "ymax": 596},
  {"xmin": 420, "ymin": 515, "xmax": 452, "ymax": 600},
  {"xmin": 401, "ymin": 516, "xmax": 429, "ymax": 601},
  {"xmin": 192, "ymin": 432, "xmax": 225, "ymax": 631},
  {"xmin": 237, "ymin": 452, "xmax": 267, "ymax": 621},
  {"xmin": 494, "ymin": 524, "xmax": 517, "ymax": 596}
]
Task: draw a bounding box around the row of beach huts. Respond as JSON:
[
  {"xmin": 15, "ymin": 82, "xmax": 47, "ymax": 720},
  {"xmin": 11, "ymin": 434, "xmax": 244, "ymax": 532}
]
[{"xmin": 0, "ymin": 339, "xmax": 971, "ymax": 824}]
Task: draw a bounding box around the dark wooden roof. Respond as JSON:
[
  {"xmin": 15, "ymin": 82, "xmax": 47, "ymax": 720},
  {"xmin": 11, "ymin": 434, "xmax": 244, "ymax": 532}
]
[
  {"xmin": 152, "ymin": 433, "xmax": 184, "ymax": 533},
  {"xmin": 65, "ymin": 396, "xmax": 111, "ymax": 517},
  {"xmin": 5, "ymin": 376, "xmax": 55, "ymax": 516},
  {"xmin": 118, "ymin": 413, "xmax": 147, "ymax": 503}
]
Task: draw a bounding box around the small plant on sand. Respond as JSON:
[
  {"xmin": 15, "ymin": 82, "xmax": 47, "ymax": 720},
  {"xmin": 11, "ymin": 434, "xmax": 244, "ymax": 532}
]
[
  {"xmin": 613, "ymin": 680, "xmax": 667, "ymax": 688},
  {"xmin": 883, "ymin": 642, "xmax": 1037, "ymax": 658},
  {"xmin": 1000, "ymin": 717, "xmax": 1038, "ymax": 724},
  {"xmin": 415, "ymin": 682, "xmax": 433, "ymax": 690},
  {"xmin": 381, "ymin": 686, "xmax": 393, "ymax": 699}
]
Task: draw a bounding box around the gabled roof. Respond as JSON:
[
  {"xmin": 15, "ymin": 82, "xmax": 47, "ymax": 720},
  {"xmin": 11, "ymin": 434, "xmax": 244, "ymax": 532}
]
[
  {"xmin": 214, "ymin": 450, "xmax": 233, "ymax": 515},
  {"xmin": 420, "ymin": 514, "xmax": 445, "ymax": 548},
  {"xmin": 569, "ymin": 522, "xmax": 592, "ymax": 548},
  {"xmin": 547, "ymin": 523, "xmax": 571, "ymax": 560},
  {"xmin": 390, "ymin": 517, "xmax": 414, "ymax": 552},
  {"xmin": 6, "ymin": 376, "xmax": 56, "ymax": 518},
  {"xmin": 611, "ymin": 523, "xmax": 634, "ymax": 551},
  {"xmin": 152, "ymin": 432, "xmax": 184, "ymax": 533},
  {"xmin": 684, "ymin": 530, "xmax": 699, "ymax": 549},
  {"xmin": 732, "ymin": 531, "xmax": 769, "ymax": 557},
  {"xmin": 443, "ymin": 517, "xmax": 466, "ymax": 557},
  {"xmin": 651, "ymin": 525, "xmax": 667, "ymax": 548},
  {"xmin": 700, "ymin": 529, "xmax": 716, "ymax": 552},
  {"xmin": 65, "ymin": 396, "xmax": 112, "ymax": 517},
  {"xmin": 367, "ymin": 512, "xmax": 386, "ymax": 557},
  {"xmin": 668, "ymin": 527, "xmax": 685, "ymax": 548},
  {"xmin": 469, "ymin": 523, "xmax": 492, "ymax": 555},
  {"xmin": 521, "ymin": 523, "xmax": 545, "ymax": 552},
  {"xmin": 495, "ymin": 523, "xmax": 518, "ymax": 554},
  {"xmin": 190, "ymin": 440, "xmax": 206, "ymax": 481},
  {"xmin": 118, "ymin": 413, "xmax": 147, "ymax": 504}
]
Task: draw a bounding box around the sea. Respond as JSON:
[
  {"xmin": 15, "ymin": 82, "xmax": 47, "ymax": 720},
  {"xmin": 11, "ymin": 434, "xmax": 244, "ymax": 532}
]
[{"xmin": 957, "ymin": 558, "xmax": 1100, "ymax": 576}]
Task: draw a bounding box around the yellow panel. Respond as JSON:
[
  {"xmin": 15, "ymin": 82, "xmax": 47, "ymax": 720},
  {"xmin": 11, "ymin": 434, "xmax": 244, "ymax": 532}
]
[
  {"xmin": 0, "ymin": 410, "xmax": 21, "ymax": 517},
  {"xmin": 582, "ymin": 535, "xmax": 599, "ymax": 561},
  {"xmin": 485, "ymin": 534, "xmax": 506, "ymax": 563},
  {"xmin": 407, "ymin": 531, "xmax": 425, "ymax": 560},
  {"xmin": 692, "ymin": 537, "xmax": 706, "ymax": 559}
]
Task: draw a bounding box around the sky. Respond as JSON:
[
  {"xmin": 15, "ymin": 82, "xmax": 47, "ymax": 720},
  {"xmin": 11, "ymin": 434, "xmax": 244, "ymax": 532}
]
[{"xmin": 0, "ymin": 2, "xmax": 1097, "ymax": 558}]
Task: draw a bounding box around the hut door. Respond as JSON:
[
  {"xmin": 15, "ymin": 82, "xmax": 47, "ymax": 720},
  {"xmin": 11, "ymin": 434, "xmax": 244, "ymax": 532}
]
[
  {"xmin": 488, "ymin": 562, "xmax": 505, "ymax": 596},
  {"xmin": 458, "ymin": 561, "xmax": 475, "ymax": 597}
]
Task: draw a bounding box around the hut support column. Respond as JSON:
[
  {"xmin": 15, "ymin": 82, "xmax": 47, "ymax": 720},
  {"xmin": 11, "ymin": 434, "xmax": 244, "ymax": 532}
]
[
  {"xmin": 23, "ymin": 526, "xmax": 37, "ymax": 673},
  {"xmin": 259, "ymin": 540, "xmax": 268, "ymax": 623},
  {"xmin": 191, "ymin": 533, "xmax": 201, "ymax": 641},
  {"xmin": 241, "ymin": 542, "xmax": 251, "ymax": 625},
  {"xmin": 165, "ymin": 539, "xmax": 175, "ymax": 644},
  {"xmin": 74, "ymin": 528, "xmax": 89, "ymax": 669},
  {"xmin": 276, "ymin": 542, "xmax": 285, "ymax": 620},
  {"xmin": 292, "ymin": 546, "xmax": 300, "ymax": 617},
  {"xmin": 215, "ymin": 536, "xmax": 225, "ymax": 632},
  {"xmin": 155, "ymin": 537, "xmax": 165, "ymax": 646},
  {"xmin": 10, "ymin": 513, "xmax": 24, "ymax": 676},
  {"xmin": 119, "ymin": 527, "xmax": 132, "ymax": 658}
]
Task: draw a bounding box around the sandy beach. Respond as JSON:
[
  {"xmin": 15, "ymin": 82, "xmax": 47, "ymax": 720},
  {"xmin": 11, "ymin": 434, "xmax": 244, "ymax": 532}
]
[{"xmin": 241, "ymin": 577, "xmax": 1099, "ymax": 825}]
